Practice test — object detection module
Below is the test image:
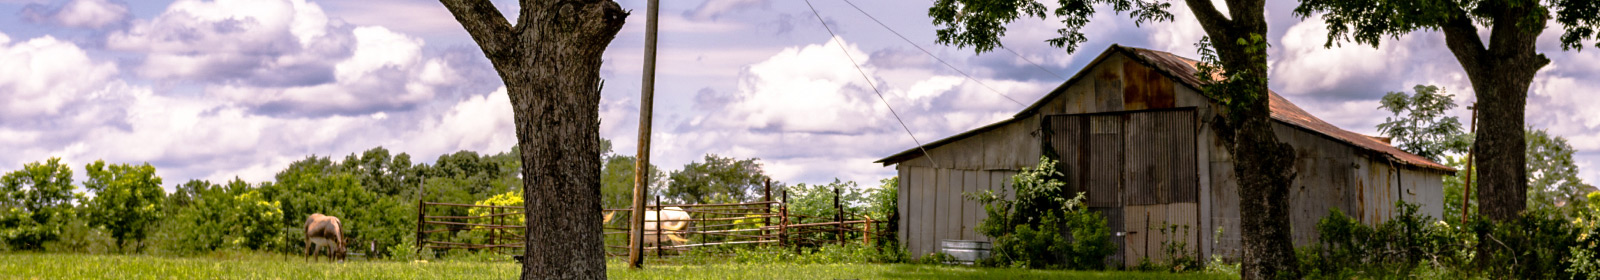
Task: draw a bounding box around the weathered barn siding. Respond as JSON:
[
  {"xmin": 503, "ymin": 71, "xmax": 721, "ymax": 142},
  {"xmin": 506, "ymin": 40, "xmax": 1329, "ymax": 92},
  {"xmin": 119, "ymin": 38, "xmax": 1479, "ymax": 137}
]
[
  {"xmin": 884, "ymin": 46, "xmax": 1450, "ymax": 265},
  {"xmin": 1207, "ymin": 122, "xmax": 1448, "ymax": 261}
]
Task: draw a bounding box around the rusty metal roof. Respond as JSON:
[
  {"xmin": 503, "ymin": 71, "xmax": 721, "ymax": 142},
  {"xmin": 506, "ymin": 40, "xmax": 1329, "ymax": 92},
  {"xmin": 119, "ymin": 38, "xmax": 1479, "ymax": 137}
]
[
  {"xmin": 1117, "ymin": 46, "xmax": 1454, "ymax": 172},
  {"xmin": 877, "ymin": 45, "xmax": 1455, "ymax": 173}
]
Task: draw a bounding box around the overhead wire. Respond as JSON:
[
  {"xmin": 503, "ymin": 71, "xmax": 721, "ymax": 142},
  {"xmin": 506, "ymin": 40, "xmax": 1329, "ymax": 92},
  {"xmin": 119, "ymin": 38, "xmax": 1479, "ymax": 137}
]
[
  {"xmin": 835, "ymin": 0, "xmax": 1025, "ymax": 107},
  {"xmin": 1000, "ymin": 46, "xmax": 1066, "ymax": 80},
  {"xmin": 801, "ymin": 0, "xmax": 940, "ymax": 169}
]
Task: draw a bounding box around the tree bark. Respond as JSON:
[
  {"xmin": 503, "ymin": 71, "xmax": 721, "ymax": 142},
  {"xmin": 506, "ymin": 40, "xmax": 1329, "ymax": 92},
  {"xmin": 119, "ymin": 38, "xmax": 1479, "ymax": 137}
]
[
  {"xmin": 1438, "ymin": 4, "xmax": 1548, "ymax": 222},
  {"xmin": 439, "ymin": 0, "xmax": 627, "ymax": 279},
  {"xmin": 1187, "ymin": 0, "xmax": 1299, "ymax": 279}
]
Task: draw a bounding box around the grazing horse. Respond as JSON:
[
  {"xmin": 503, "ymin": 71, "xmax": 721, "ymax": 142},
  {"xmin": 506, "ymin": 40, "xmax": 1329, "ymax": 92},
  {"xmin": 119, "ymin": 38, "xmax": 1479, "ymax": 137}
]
[{"xmin": 304, "ymin": 213, "xmax": 346, "ymax": 262}]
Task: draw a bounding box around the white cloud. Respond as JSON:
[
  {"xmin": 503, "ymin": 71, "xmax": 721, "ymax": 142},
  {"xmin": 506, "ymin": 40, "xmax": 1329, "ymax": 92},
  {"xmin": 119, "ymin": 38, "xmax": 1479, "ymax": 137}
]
[
  {"xmin": 1274, "ymin": 19, "xmax": 1411, "ymax": 96},
  {"xmin": 23, "ymin": 0, "xmax": 131, "ymax": 29},
  {"xmin": 336, "ymin": 26, "xmax": 423, "ymax": 82},
  {"xmin": 0, "ymin": 34, "xmax": 118, "ymax": 119}
]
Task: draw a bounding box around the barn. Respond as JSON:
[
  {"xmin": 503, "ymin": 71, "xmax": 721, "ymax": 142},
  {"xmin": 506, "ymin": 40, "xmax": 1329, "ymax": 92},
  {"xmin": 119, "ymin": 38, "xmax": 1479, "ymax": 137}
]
[{"xmin": 875, "ymin": 45, "xmax": 1455, "ymax": 266}]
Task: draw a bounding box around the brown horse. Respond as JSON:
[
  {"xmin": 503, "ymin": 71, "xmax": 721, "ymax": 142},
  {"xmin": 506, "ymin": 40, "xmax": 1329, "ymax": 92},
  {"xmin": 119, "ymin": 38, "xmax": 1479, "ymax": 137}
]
[{"xmin": 304, "ymin": 213, "xmax": 346, "ymax": 262}]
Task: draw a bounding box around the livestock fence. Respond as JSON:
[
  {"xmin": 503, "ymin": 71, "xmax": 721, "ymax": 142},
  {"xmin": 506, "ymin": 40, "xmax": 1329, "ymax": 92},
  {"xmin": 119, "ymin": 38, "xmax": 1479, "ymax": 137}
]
[{"xmin": 416, "ymin": 181, "xmax": 887, "ymax": 259}]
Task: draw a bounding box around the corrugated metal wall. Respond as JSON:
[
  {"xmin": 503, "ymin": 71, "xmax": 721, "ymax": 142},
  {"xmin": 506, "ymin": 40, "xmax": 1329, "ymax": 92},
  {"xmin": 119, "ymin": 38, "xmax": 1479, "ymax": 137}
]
[{"xmin": 1043, "ymin": 109, "xmax": 1199, "ymax": 266}]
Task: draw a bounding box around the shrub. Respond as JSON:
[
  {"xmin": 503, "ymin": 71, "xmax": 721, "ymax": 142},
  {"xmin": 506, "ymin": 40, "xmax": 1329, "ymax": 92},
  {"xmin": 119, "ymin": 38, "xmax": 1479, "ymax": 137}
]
[
  {"xmin": 967, "ymin": 156, "xmax": 1115, "ymax": 269},
  {"xmin": 1302, "ymin": 201, "xmax": 1599, "ymax": 279},
  {"xmin": 1301, "ymin": 201, "xmax": 1472, "ymax": 277}
]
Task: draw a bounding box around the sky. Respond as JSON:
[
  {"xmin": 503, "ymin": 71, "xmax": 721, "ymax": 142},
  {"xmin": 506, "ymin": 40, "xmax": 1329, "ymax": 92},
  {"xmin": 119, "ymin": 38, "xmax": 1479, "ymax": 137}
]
[{"xmin": 0, "ymin": 0, "xmax": 1596, "ymax": 192}]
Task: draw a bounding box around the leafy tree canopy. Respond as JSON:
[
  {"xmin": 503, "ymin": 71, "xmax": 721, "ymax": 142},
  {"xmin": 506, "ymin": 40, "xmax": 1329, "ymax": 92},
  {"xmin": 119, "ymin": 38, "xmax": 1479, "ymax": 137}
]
[
  {"xmin": 82, "ymin": 160, "xmax": 165, "ymax": 252},
  {"xmin": 1295, "ymin": 0, "xmax": 1600, "ymax": 51},
  {"xmin": 0, "ymin": 158, "xmax": 77, "ymax": 250},
  {"xmin": 1377, "ymin": 85, "xmax": 1470, "ymax": 162},
  {"xmin": 666, "ymin": 154, "xmax": 770, "ymax": 204},
  {"xmin": 1526, "ymin": 127, "xmax": 1596, "ymax": 214},
  {"xmin": 928, "ymin": 0, "xmax": 1173, "ymax": 54}
]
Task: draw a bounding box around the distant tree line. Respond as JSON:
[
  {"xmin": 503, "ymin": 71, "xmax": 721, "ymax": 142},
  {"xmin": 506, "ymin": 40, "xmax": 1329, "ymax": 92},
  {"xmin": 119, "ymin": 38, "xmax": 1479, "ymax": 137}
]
[{"xmin": 0, "ymin": 139, "xmax": 897, "ymax": 258}]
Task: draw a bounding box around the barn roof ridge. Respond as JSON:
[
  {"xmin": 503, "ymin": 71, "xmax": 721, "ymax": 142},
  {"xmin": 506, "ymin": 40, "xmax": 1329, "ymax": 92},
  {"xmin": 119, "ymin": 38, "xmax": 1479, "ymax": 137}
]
[{"xmin": 875, "ymin": 44, "xmax": 1455, "ymax": 173}]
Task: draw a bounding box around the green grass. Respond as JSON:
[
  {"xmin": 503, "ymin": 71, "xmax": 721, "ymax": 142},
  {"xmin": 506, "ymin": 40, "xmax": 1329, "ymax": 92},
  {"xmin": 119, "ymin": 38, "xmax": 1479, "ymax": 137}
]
[{"xmin": 0, "ymin": 252, "xmax": 1236, "ymax": 279}]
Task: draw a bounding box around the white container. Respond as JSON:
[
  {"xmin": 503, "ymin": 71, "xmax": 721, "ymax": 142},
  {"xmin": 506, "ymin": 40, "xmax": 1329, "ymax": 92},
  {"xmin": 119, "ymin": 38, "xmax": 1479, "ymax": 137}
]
[{"xmin": 940, "ymin": 239, "xmax": 992, "ymax": 265}]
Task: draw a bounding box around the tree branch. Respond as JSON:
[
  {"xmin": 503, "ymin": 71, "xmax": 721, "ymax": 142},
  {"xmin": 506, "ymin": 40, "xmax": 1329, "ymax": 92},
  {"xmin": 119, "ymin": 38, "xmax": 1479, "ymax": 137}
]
[
  {"xmin": 440, "ymin": 0, "xmax": 516, "ymax": 57},
  {"xmin": 1439, "ymin": 7, "xmax": 1486, "ymax": 70},
  {"xmin": 1185, "ymin": 0, "xmax": 1233, "ymax": 36}
]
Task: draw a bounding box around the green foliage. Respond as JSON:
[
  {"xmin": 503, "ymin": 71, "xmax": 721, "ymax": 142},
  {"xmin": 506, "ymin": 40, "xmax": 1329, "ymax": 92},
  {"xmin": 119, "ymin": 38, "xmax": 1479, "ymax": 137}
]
[
  {"xmin": 0, "ymin": 158, "xmax": 78, "ymax": 251},
  {"xmin": 1194, "ymin": 34, "xmax": 1272, "ymax": 130},
  {"xmin": 1301, "ymin": 201, "xmax": 1599, "ymax": 279},
  {"xmin": 667, "ymin": 154, "xmax": 769, "ymax": 204},
  {"xmin": 1527, "ymin": 127, "xmax": 1596, "ymax": 215},
  {"xmin": 340, "ymin": 147, "xmax": 420, "ymax": 197},
  {"xmin": 260, "ymin": 155, "xmax": 411, "ymax": 257},
  {"xmin": 927, "ymin": 0, "xmax": 1173, "ymax": 54},
  {"xmin": 968, "ymin": 157, "xmax": 1115, "ymax": 269},
  {"xmin": 1295, "ymin": 0, "xmax": 1599, "ymax": 51},
  {"xmin": 1301, "ymin": 202, "xmax": 1472, "ymax": 277},
  {"xmin": 1475, "ymin": 208, "xmax": 1585, "ymax": 279},
  {"xmin": 1376, "ymin": 85, "xmax": 1468, "ymax": 162},
  {"xmin": 158, "ymin": 179, "xmax": 285, "ymax": 254},
  {"xmin": 82, "ymin": 160, "xmax": 165, "ymax": 252},
  {"xmin": 784, "ymin": 179, "xmax": 869, "ymax": 243},
  {"xmin": 1156, "ymin": 223, "xmax": 1197, "ymax": 272},
  {"xmin": 600, "ymin": 152, "xmax": 664, "ymax": 209},
  {"xmin": 869, "ymin": 177, "xmax": 900, "ymax": 251}
]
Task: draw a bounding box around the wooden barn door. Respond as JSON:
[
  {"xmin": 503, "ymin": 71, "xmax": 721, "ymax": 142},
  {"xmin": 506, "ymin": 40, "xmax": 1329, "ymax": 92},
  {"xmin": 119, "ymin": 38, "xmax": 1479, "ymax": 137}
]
[{"xmin": 1046, "ymin": 109, "xmax": 1197, "ymax": 268}]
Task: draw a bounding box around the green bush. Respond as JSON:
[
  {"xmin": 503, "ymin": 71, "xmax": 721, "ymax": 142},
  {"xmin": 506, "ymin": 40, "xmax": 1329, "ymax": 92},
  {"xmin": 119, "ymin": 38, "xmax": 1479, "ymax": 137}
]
[
  {"xmin": 1302, "ymin": 201, "xmax": 1599, "ymax": 279},
  {"xmin": 968, "ymin": 157, "xmax": 1115, "ymax": 269},
  {"xmin": 1475, "ymin": 208, "xmax": 1582, "ymax": 279},
  {"xmin": 1301, "ymin": 201, "xmax": 1473, "ymax": 277}
]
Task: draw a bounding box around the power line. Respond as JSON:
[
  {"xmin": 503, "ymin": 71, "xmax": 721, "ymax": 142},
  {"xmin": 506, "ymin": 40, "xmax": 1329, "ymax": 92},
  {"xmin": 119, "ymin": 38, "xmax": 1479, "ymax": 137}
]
[
  {"xmin": 1001, "ymin": 46, "xmax": 1066, "ymax": 80},
  {"xmin": 836, "ymin": 0, "xmax": 1025, "ymax": 107},
  {"xmin": 802, "ymin": 0, "xmax": 939, "ymax": 169}
]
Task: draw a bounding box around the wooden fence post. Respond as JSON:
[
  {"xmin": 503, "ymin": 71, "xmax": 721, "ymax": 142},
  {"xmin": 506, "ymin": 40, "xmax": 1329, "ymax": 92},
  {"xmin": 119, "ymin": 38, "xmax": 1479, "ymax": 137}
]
[
  {"xmin": 415, "ymin": 176, "xmax": 425, "ymax": 256},
  {"xmin": 834, "ymin": 187, "xmax": 843, "ymax": 246},
  {"xmin": 763, "ymin": 179, "xmax": 771, "ymax": 245},
  {"xmin": 780, "ymin": 190, "xmax": 788, "ymax": 249},
  {"xmin": 655, "ymin": 195, "xmax": 663, "ymax": 258}
]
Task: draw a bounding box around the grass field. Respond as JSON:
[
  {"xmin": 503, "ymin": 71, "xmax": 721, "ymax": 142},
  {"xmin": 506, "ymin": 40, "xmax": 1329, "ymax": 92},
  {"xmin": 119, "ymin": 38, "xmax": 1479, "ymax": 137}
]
[{"xmin": 0, "ymin": 252, "xmax": 1238, "ymax": 279}]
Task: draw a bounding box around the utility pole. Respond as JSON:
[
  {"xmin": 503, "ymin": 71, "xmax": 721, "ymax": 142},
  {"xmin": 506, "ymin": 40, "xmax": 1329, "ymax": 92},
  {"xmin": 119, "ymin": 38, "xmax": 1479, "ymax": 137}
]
[{"xmin": 628, "ymin": 0, "xmax": 660, "ymax": 269}]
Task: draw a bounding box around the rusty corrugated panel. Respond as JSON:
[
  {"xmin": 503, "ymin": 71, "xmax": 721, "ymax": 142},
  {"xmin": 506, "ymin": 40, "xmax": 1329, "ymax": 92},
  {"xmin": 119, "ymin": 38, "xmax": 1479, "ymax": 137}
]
[
  {"xmin": 1089, "ymin": 115, "xmax": 1123, "ymax": 208},
  {"xmin": 1124, "ymin": 110, "xmax": 1198, "ymax": 205},
  {"xmin": 1123, "ymin": 60, "xmax": 1177, "ymax": 111},
  {"xmin": 1046, "ymin": 115, "xmax": 1085, "ymax": 196},
  {"xmin": 1169, "ymin": 110, "xmax": 1199, "ymax": 203}
]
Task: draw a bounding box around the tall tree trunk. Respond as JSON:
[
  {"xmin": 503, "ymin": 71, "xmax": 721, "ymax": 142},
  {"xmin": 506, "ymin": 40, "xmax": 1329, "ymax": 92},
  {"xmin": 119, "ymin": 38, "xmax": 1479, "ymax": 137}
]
[
  {"xmin": 439, "ymin": 1, "xmax": 627, "ymax": 279},
  {"xmin": 1439, "ymin": 5, "xmax": 1548, "ymax": 222},
  {"xmin": 1187, "ymin": 0, "xmax": 1299, "ymax": 278}
]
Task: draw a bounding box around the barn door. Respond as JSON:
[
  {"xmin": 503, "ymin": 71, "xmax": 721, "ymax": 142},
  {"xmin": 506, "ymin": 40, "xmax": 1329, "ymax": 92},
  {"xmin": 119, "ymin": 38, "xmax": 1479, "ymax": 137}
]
[
  {"xmin": 1122, "ymin": 110, "xmax": 1198, "ymax": 266},
  {"xmin": 1046, "ymin": 109, "xmax": 1197, "ymax": 268},
  {"xmin": 1045, "ymin": 114, "xmax": 1125, "ymax": 267}
]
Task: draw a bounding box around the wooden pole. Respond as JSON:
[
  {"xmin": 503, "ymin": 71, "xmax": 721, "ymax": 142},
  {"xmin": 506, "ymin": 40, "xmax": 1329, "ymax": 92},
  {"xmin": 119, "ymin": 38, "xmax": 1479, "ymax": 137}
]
[
  {"xmin": 416, "ymin": 176, "xmax": 425, "ymax": 256},
  {"xmin": 655, "ymin": 196, "xmax": 664, "ymax": 258},
  {"xmin": 763, "ymin": 179, "xmax": 771, "ymax": 244},
  {"xmin": 780, "ymin": 190, "xmax": 789, "ymax": 249},
  {"xmin": 834, "ymin": 187, "xmax": 843, "ymax": 246},
  {"xmin": 1462, "ymin": 103, "xmax": 1477, "ymax": 224},
  {"xmin": 628, "ymin": 0, "xmax": 660, "ymax": 270}
]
